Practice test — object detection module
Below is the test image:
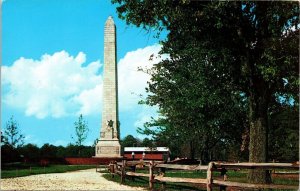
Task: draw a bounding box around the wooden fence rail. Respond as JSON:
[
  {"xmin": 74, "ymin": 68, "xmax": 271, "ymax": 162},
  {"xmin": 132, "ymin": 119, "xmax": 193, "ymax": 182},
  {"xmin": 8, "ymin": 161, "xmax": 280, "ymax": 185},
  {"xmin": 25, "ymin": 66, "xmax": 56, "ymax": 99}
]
[
  {"xmin": 107, "ymin": 160, "xmax": 299, "ymax": 191},
  {"xmin": 209, "ymin": 162, "xmax": 299, "ymax": 191}
]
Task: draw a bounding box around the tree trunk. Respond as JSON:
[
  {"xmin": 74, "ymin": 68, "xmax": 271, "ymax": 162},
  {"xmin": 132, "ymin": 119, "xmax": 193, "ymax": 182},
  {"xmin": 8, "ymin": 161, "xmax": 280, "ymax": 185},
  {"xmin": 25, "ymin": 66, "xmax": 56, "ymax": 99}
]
[
  {"xmin": 190, "ymin": 141, "xmax": 195, "ymax": 159},
  {"xmin": 201, "ymin": 139, "xmax": 210, "ymax": 164},
  {"xmin": 248, "ymin": 91, "xmax": 271, "ymax": 183}
]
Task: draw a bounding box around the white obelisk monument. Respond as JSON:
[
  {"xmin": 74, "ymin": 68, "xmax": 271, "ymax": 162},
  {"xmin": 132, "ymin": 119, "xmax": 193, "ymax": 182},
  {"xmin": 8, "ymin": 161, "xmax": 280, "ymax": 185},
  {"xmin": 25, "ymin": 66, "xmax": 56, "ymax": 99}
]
[{"xmin": 95, "ymin": 16, "xmax": 121, "ymax": 157}]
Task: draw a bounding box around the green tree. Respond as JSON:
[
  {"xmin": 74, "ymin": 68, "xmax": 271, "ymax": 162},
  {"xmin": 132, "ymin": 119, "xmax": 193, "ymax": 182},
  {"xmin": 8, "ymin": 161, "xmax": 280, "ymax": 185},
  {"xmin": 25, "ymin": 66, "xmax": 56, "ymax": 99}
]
[
  {"xmin": 40, "ymin": 143, "xmax": 58, "ymax": 158},
  {"xmin": 3, "ymin": 116, "xmax": 25, "ymax": 148},
  {"xmin": 121, "ymin": 135, "xmax": 140, "ymax": 148},
  {"xmin": 56, "ymin": 145, "xmax": 67, "ymax": 158},
  {"xmin": 139, "ymin": 118, "xmax": 184, "ymax": 159},
  {"xmin": 72, "ymin": 114, "xmax": 89, "ymax": 146},
  {"xmin": 141, "ymin": 137, "xmax": 154, "ymax": 147},
  {"xmin": 65, "ymin": 144, "xmax": 79, "ymax": 157},
  {"xmin": 1, "ymin": 132, "xmax": 6, "ymax": 146},
  {"xmin": 79, "ymin": 146, "xmax": 94, "ymax": 157},
  {"xmin": 138, "ymin": 56, "xmax": 248, "ymax": 161},
  {"xmin": 18, "ymin": 143, "xmax": 40, "ymax": 163},
  {"xmin": 268, "ymin": 104, "xmax": 299, "ymax": 162},
  {"xmin": 1, "ymin": 144, "xmax": 20, "ymax": 163},
  {"xmin": 112, "ymin": 0, "xmax": 299, "ymax": 183}
]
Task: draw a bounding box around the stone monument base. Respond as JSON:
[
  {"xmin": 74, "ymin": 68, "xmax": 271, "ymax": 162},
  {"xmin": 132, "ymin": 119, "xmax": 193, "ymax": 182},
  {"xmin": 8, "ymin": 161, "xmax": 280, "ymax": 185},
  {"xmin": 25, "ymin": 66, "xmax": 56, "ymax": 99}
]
[{"xmin": 95, "ymin": 139, "xmax": 121, "ymax": 158}]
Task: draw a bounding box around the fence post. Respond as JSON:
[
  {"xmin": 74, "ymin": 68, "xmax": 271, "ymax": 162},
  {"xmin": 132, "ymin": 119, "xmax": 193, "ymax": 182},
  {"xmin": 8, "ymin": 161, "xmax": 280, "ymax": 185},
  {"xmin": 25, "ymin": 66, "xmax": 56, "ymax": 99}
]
[
  {"xmin": 121, "ymin": 160, "xmax": 126, "ymax": 184},
  {"xmin": 113, "ymin": 161, "xmax": 118, "ymax": 178},
  {"xmin": 160, "ymin": 167, "xmax": 166, "ymax": 190},
  {"xmin": 131, "ymin": 164, "xmax": 136, "ymax": 181},
  {"xmin": 149, "ymin": 160, "xmax": 154, "ymax": 190},
  {"xmin": 207, "ymin": 162, "xmax": 214, "ymax": 191},
  {"xmin": 108, "ymin": 162, "xmax": 115, "ymax": 178},
  {"xmin": 220, "ymin": 167, "xmax": 227, "ymax": 191}
]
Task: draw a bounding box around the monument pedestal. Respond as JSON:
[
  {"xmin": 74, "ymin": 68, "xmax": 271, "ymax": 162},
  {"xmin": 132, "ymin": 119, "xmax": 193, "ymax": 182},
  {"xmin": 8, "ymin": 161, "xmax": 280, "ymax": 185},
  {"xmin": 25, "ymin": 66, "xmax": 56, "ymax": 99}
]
[{"xmin": 95, "ymin": 139, "xmax": 121, "ymax": 158}]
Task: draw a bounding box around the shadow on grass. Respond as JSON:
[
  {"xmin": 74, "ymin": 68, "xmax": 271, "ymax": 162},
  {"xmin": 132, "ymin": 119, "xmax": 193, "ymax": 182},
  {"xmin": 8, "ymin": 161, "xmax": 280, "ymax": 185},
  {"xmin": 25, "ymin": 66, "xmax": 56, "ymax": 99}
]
[
  {"xmin": 102, "ymin": 169, "xmax": 299, "ymax": 191},
  {"xmin": 102, "ymin": 173, "xmax": 205, "ymax": 191}
]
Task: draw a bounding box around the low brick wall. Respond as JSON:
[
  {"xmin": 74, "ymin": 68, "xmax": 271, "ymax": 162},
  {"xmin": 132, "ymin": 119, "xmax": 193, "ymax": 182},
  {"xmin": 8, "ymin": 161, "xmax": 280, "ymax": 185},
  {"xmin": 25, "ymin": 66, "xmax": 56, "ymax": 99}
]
[
  {"xmin": 64, "ymin": 157, "xmax": 123, "ymax": 165},
  {"xmin": 124, "ymin": 153, "xmax": 164, "ymax": 160}
]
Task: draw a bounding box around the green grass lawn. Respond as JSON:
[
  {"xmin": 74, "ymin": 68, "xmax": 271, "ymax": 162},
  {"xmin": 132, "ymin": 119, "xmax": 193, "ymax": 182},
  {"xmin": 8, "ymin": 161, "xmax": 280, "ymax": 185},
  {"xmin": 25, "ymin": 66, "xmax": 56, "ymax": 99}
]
[
  {"xmin": 102, "ymin": 173, "xmax": 205, "ymax": 191},
  {"xmin": 1, "ymin": 164, "xmax": 96, "ymax": 178},
  {"xmin": 102, "ymin": 169, "xmax": 299, "ymax": 191}
]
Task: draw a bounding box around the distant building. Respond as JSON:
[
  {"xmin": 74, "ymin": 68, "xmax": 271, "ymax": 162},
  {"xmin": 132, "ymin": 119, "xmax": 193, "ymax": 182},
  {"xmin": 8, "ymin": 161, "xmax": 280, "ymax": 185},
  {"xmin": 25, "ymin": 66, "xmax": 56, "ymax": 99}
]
[{"xmin": 124, "ymin": 147, "xmax": 170, "ymax": 161}]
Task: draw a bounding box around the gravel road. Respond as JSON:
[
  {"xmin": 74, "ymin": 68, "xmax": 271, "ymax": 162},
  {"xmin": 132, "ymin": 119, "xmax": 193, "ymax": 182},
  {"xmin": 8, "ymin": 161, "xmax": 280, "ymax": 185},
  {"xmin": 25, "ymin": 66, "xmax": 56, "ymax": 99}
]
[{"xmin": 1, "ymin": 168, "xmax": 145, "ymax": 190}]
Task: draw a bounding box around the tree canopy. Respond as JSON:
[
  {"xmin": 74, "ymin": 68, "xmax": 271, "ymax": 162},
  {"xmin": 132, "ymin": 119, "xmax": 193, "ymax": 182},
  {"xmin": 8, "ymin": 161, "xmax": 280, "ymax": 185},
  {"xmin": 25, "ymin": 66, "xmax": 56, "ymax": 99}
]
[
  {"xmin": 112, "ymin": 0, "xmax": 299, "ymax": 183},
  {"xmin": 121, "ymin": 135, "xmax": 140, "ymax": 148}
]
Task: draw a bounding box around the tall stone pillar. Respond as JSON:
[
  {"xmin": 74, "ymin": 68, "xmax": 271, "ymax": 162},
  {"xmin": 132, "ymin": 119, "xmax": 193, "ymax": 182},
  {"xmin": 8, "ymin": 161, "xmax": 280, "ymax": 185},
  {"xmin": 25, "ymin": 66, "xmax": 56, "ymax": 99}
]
[{"xmin": 95, "ymin": 16, "xmax": 121, "ymax": 157}]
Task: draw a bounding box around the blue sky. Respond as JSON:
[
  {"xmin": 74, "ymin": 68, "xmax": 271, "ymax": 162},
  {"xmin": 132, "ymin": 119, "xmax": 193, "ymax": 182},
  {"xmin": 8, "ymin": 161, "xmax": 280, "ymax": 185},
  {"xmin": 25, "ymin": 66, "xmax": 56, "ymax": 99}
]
[{"xmin": 2, "ymin": 0, "xmax": 167, "ymax": 147}]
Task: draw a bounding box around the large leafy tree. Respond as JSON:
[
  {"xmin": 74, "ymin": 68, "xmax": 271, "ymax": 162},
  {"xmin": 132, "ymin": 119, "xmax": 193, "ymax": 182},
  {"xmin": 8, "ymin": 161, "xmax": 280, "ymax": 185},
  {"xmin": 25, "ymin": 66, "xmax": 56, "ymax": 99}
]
[
  {"xmin": 112, "ymin": 0, "xmax": 299, "ymax": 183},
  {"xmin": 138, "ymin": 52, "xmax": 248, "ymax": 161}
]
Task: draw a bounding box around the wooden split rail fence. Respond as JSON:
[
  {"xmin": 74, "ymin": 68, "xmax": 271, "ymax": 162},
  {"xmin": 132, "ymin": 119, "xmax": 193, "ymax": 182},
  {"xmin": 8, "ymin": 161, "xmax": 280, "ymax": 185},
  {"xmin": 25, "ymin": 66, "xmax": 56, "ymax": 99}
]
[{"xmin": 107, "ymin": 160, "xmax": 299, "ymax": 190}]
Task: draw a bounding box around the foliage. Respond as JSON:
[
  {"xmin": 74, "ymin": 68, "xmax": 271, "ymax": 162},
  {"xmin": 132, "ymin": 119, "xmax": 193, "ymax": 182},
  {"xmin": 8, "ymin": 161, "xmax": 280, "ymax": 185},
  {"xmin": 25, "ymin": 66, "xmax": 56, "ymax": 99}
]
[
  {"xmin": 72, "ymin": 114, "xmax": 89, "ymax": 146},
  {"xmin": 112, "ymin": 0, "xmax": 299, "ymax": 183},
  {"xmin": 56, "ymin": 146, "xmax": 67, "ymax": 158},
  {"xmin": 120, "ymin": 135, "xmax": 140, "ymax": 148},
  {"xmin": 138, "ymin": 118, "xmax": 184, "ymax": 159},
  {"xmin": 268, "ymin": 104, "xmax": 299, "ymax": 162},
  {"xmin": 1, "ymin": 143, "xmax": 96, "ymax": 164},
  {"xmin": 1, "ymin": 132, "xmax": 6, "ymax": 144},
  {"xmin": 18, "ymin": 143, "xmax": 40, "ymax": 162},
  {"xmin": 2, "ymin": 116, "xmax": 25, "ymax": 148},
  {"xmin": 1, "ymin": 135, "xmax": 155, "ymax": 164},
  {"xmin": 140, "ymin": 138, "xmax": 154, "ymax": 147},
  {"xmin": 1, "ymin": 144, "xmax": 21, "ymax": 163},
  {"xmin": 40, "ymin": 143, "xmax": 58, "ymax": 158},
  {"xmin": 120, "ymin": 135, "xmax": 159, "ymax": 155},
  {"xmin": 63, "ymin": 144, "xmax": 94, "ymax": 157}
]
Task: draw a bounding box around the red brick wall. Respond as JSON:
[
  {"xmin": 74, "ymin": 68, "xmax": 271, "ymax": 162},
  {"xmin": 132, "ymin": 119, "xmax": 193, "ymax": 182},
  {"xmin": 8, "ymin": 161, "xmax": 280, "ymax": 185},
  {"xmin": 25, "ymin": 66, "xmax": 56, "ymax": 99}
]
[
  {"xmin": 124, "ymin": 153, "xmax": 164, "ymax": 160},
  {"xmin": 64, "ymin": 157, "xmax": 122, "ymax": 165}
]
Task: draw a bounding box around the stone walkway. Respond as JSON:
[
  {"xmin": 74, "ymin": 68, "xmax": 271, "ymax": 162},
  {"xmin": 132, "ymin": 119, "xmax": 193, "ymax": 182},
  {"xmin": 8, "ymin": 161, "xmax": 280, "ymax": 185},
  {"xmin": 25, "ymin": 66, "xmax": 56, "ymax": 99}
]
[{"xmin": 1, "ymin": 168, "xmax": 145, "ymax": 190}]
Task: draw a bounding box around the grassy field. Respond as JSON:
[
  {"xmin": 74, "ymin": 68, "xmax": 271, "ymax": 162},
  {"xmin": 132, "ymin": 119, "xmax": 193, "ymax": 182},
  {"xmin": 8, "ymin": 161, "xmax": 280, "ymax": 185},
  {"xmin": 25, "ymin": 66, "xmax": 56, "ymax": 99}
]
[
  {"xmin": 103, "ymin": 173, "xmax": 204, "ymax": 191},
  {"xmin": 1, "ymin": 163, "xmax": 96, "ymax": 178},
  {"xmin": 103, "ymin": 169, "xmax": 299, "ymax": 191}
]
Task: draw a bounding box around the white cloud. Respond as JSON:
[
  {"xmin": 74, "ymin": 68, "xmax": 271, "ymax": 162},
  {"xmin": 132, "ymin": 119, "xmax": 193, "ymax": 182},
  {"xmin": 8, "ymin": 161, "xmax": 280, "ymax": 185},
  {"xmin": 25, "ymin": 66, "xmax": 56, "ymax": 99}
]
[
  {"xmin": 118, "ymin": 44, "xmax": 165, "ymax": 111},
  {"xmin": 73, "ymin": 84, "xmax": 102, "ymax": 116},
  {"xmin": 133, "ymin": 105, "xmax": 159, "ymax": 138},
  {"xmin": 2, "ymin": 51, "xmax": 102, "ymax": 118},
  {"xmin": 134, "ymin": 115, "xmax": 151, "ymax": 128},
  {"xmin": 2, "ymin": 44, "xmax": 165, "ymax": 121}
]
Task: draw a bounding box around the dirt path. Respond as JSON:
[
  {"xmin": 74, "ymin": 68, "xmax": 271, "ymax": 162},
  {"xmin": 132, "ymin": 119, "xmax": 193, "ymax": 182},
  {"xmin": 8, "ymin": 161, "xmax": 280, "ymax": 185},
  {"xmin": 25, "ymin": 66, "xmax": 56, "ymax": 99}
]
[{"xmin": 1, "ymin": 168, "xmax": 145, "ymax": 190}]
